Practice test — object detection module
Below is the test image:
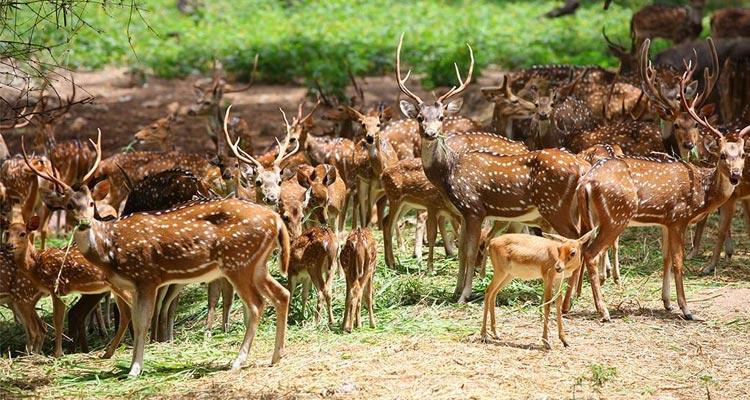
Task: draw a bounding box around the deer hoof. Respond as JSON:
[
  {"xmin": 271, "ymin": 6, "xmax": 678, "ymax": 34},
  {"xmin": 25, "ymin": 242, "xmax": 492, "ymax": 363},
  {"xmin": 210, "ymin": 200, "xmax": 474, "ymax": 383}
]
[
  {"xmin": 683, "ymin": 313, "xmax": 694, "ymax": 321},
  {"xmin": 700, "ymin": 266, "xmax": 715, "ymax": 276}
]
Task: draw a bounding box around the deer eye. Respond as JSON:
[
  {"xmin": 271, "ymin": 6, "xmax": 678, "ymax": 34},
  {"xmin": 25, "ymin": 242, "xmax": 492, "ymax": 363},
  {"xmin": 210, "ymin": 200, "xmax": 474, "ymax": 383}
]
[
  {"xmin": 255, "ymin": 179, "xmax": 262, "ymax": 187},
  {"xmin": 377, "ymin": 123, "xmax": 381, "ymax": 128},
  {"xmin": 19, "ymin": 232, "xmax": 26, "ymax": 238},
  {"xmin": 439, "ymin": 115, "xmax": 444, "ymax": 122},
  {"xmin": 510, "ymin": 99, "xmax": 519, "ymax": 104},
  {"xmin": 67, "ymin": 203, "xmax": 74, "ymax": 210},
  {"xmin": 569, "ymin": 249, "xmax": 577, "ymax": 258},
  {"xmin": 534, "ymin": 102, "xmax": 539, "ymax": 107},
  {"xmin": 416, "ymin": 115, "xmax": 424, "ymax": 122},
  {"xmin": 282, "ymin": 214, "xmax": 290, "ymax": 223},
  {"xmin": 361, "ymin": 123, "xmax": 366, "ymax": 129},
  {"xmin": 720, "ymin": 153, "xmax": 727, "ymax": 160}
]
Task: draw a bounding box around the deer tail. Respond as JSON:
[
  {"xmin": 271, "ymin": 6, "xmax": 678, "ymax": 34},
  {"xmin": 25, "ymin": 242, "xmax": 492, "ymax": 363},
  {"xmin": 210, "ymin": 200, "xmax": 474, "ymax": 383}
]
[{"xmin": 276, "ymin": 215, "xmax": 290, "ymax": 276}]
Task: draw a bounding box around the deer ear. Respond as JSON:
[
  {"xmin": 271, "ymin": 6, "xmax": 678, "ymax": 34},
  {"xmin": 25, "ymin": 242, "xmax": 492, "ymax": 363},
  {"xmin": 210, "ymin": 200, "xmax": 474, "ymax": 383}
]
[
  {"xmin": 542, "ymin": 232, "xmax": 567, "ymax": 242},
  {"xmin": 382, "ymin": 105, "xmax": 393, "ymax": 122},
  {"xmin": 684, "ymin": 81, "xmax": 699, "ymax": 100},
  {"xmin": 296, "ymin": 169, "xmax": 312, "ymax": 189},
  {"xmin": 0, "ymin": 218, "xmax": 9, "ymax": 231},
  {"xmin": 578, "ymin": 229, "xmax": 596, "ymax": 244},
  {"xmin": 699, "ymin": 104, "xmax": 715, "ymax": 118},
  {"xmin": 27, "ymin": 216, "xmax": 40, "ymax": 232},
  {"xmin": 481, "ymin": 87, "xmax": 501, "ymax": 102},
  {"xmin": 302, "ymin": 187, "xmax": 312, "ymax": 208},
  {"xmin": 322, "ymin": 165, "xmax": 337, "ymax": 186},
  {"xmin": 399, "ymin": 100, "xmax": 419, "ymax": 119},
  {"xmin": 208, "ymin": 154, "xmax": 222, "ymax": 167},
  {"xmin": 703, "ymin": 135, "xmax": 721, "ymax": 154},
  {"xmin": 445, "ymin": 98, "xmax": 463, "ymax": 115},
  {"xmin": 39, "ymin": 188, "xmax": 65, "ymax": 210},
  {"xmin": 91, "ymin": 181, "xmax": 109, "ymax": 201},
  {"xmin": 302, "ymin": 115, "xmax": 314, "ymax": 129}
]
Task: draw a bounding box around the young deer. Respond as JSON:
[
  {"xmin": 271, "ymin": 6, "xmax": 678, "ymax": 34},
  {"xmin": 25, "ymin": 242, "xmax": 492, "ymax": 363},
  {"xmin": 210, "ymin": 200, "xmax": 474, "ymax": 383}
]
[
  {"xmin": 481, "ymin": 231, "xmax": 595, "ymax": 349},
  {"xmin": 396, "ymin": 35, "xmax": 608, "ymax": 319},
  {"xmin": 296, "ymin": 164, "xmax": 347, "ymax": 239},
  {"xmin": 27, "ymin": 131, "xmax": 291, "ymax": 377},
  {"xmin": 340, "ymin": 227, "xmax": 377, "ymax": 333},
  {"xmin": 572, "ymin": 71, "xmax": 748, "ymax": 320},
  {"xmin": 133, "ymin": 113, "xmax": 177, "ymax": 152},
  {"xmin": 5, "ymin": 217, "xmax": 132, "ymax": 359},
  {"xmin": 288, "ymin": 226, "xmax": 339, "ymax": 325}
]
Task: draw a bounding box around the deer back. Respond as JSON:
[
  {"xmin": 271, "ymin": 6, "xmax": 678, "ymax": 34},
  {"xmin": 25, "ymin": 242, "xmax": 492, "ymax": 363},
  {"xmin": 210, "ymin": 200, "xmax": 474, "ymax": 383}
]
[{"xmin": 288, "ymin": 226, "xmax": 338, "ymax": 279}]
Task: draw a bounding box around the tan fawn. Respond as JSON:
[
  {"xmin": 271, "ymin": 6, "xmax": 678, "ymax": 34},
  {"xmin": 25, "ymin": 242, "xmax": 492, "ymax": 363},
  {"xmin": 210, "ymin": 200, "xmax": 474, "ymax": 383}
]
[
  {"xmin": 482, "ymin": 231, "xmax": 595, "ymax": 349},
  {"xmin": 5, "ymin": 217, "xmax": 132, "ymax": 359},
  {"xmin": 26, "ymin": 131, "xmax": 291, "ymax": 377},
  {"xmin": 340, "ymin": 227, "xmax": 377, "ymax": 333},
  {"xmin": 288, "ymin": 226, "xmax": 339, "ymax": 325}
]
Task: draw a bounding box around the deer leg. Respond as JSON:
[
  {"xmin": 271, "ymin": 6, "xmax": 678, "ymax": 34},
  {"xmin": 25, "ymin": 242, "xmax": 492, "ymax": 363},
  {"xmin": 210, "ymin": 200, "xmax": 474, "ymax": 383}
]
[
  {"xmin": 688, "ymin": 216, "xmax": 708, "ymax": 259},
  {"xmin": 477, "ymin": 221, "xmax": 508, "ymax": 278},
  {"xmin": 425, "ymin": 210, "xmax": 438, "ymax": 274},
  {"xmin": 324, "ymin": 258, "xmax": 335, "ymax": 326},
  {"xmin": 670, "ymin": 227, "xmax": 693, "ymax": 320},
  {"xmin": 384, "ymin": 200, "xmax": 405, "ymax": 269},
  {"xmin": 150, "ymin": 286, "xmax": 167, "ymax": 342},
  {"xmin": 706, "ymin": 200, "xmax": 735, "ymax": 275},
  {"xmin": 554, "ymin": 277, "xmax": 568, "ymax": 347},
  {"xmin": 413, "ymin": 210, "xmax": 426, "ymax": 261},
  {"xmin": 37, "ymin": 205, "xmax": 53, "ymax": 250},
  {"xmin": 51, "ymin": 295, "xmax": 66, "ymax": 358},
  {"xmin": 256, "ymin": 272, "xmax": 290, "ymax": 366},
  {"xmin": 301, "ymin": 278, "xmax": 312, "ymax": 322},
  {"xmin": 206, "ymin": 279, "xmax": 221, "ymax": 331},
  {"xmin": 356, "ymin": 179, "xmax": 369, "ymax": 228},
  {"xmin": 93, "ymin": 301, "xmax": 107, "ymax": 337},
  {"xmin": 342, "ymin": 284, "xmax": 355, "ymax": 333},
  {"xmin": 228, "ymin": 278, "xmax": 265, "ymax": 371},
  {"xmin": 541, "ymin": 272, "xmax": 554, "ymax": 351},
  {"xmin": 365, "ymin": 277, "xmax": 376, "ymax": 329},
  {"xmin": 68, "ymin": 293, "xmax": 106, "ymax": 353},
  {"xmin": 742, "ymin": 199, "xmax": 750, "ymax": 239},
  {"xmin": 456, "ymin": 215, "xmax": 484, "ymax": 303},
  {"xmin": 159, "ymin": 284, "xmax": 183, "ymax": 342},
  {"xmin": 438, "ymin": 215, "xmax": 457, "ymax": 257},
  {"xmin": 14, "ymin": 301, "xmax": 42, "ymax": 354},
  {"xmin": 102, "ymin": 295, "xmax": 132, "ymax": 359},
  {"xmin": 128, "ymin": 286, "xmax": 157, "ymax": 378},
  {"xmin": 481, "ymin": 270, "xmax": 511, "ymax": 342},
  {"xmin": 661, "ymin": 227, "xmax": 673, "ymax": 311},
  {"xmin": 611, "ymin": 236, "xmax": 621, "ymax": 285},
  {"xmin": 309, "ymin": 273, "xmax": 327, "ymax": 326},
  {"xmin": 339, "ymin": 190, "xmax": 351, "ymax": 232},
  {"xmin": 103, "ymin": 294, "xmax": 112, "ymax": 330},
  {"xmin": 375, "ymin": 195, "xmax": 387, "ymax": 231},
  {"xmin": 220, "ymin": 278, "xmax": 234, "ymax": 333},
  {"xmin": 354, "ymin": 284, "xmax": 362, "ymax": 329}
]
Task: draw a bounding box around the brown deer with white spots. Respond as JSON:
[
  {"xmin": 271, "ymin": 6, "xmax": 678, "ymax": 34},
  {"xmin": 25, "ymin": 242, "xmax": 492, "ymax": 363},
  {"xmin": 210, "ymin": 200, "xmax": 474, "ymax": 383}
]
[
  {"xmin": 481, "ymin": 230, "xmax": 595, "ymax": 349},
  {"xmin": 481, "ymin": 75, "xmax": 536, "ymax": 139},
  {"xmin": 638, "ymin": 38, "xmax": 720, "ymax": 160},
  {"xmin": 134, "ymin": 113, "xmax": 177, "ymax": 152},
  {"xmin": 4, "ymin": 217, "xmax": 132, "ymax": 359},
  {"xmin": 572, "ymin": 71, "xmax": 748, "ymax": 320},
  {"xmin": 188, "ymin": 56, "xmax": 258, "ymax": 154},
  {"xmin": 340, "ymin": 227, "xmax": 377, "ymax": 333},
  {"xmin": 525, "ymin": 87, "xmax": 600, "ymax": 150},
  {"xmin": 26, "ymin": 132, "xmax": 291, "ymax": 377},
  {"xmin": 396, "ymin": 35, "xmax": 609, "ymax": 319},
  {"xmin": 296, "ymin": 164, "xmax": 347, "ymax": 238},
  {"xmin": 630, "ymin": 1, "xmax": 704, "ymax": 52},
  {"xmin": 0, "ymin": 242, "xmax": 46, "ymax": 354},
  {"xmin": 288, "ymin": 226, "xmax": 338, "ymax": 325},
  {"xmin": 710, "ymin": 8, "xmax": 750, "ymax": 39},
  {"xmin": 278, "ymin": 175, "xmax": 312, "ymax": 239}
]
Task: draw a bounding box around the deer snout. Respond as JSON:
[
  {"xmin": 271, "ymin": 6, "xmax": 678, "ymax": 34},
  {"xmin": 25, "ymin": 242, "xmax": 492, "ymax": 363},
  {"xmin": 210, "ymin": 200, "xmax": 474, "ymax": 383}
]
[
  {"xmin": 730, "ymin": 168, "xmax": 743, "ymax": 184},
  {"xmin": 682, "ymin": 141, "xmax": 694, "ymax": 150},
  {"xmin": 538, "ymin": 112, "xmax": 549, "ymax": 121},
  {"xmin": 554, "ymin": 261, "xmax": 566, "ymax": 273},
  {"xmin": 263, "ymin": 195, "xmax": 279, "ymax": 205},
  {"xmin": 221, "ymin": 170, "xmax": 233, "ymax": 180},
  {"xmin": 365, "ymin": 134, "xmax": 375, "ymax": 144}
]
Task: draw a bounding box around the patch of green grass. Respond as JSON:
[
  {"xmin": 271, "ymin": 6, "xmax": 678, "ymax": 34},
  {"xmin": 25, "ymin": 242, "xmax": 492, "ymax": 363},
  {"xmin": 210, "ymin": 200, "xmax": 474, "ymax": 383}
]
[{"xmin": 4, "ymin": 0, "xmax": 643, "ymax": 97}]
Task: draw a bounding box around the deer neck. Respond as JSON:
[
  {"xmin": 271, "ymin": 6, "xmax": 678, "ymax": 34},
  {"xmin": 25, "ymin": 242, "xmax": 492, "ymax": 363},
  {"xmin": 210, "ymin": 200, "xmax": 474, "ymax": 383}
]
[
  {"xmin": 368, "ymin": 136, "xmax": 397, "ymax": 176},
  {"xmin": 421, "ymin": 134, "xmax": 456, "ymax": 185},
  {"xmin": 337, "ymin": 119, "xmax": 353, "ymax": 138},
  {"xmin": 13, "ymin": 243, "xmax": 35, "ymax": 273},
  {"xmin": 73, "ymin": 220, "xmax": 115, "ymax": 267},
  {"xmin": 702, "ymin": 166, "xmax": 735, "ymax": 210}
]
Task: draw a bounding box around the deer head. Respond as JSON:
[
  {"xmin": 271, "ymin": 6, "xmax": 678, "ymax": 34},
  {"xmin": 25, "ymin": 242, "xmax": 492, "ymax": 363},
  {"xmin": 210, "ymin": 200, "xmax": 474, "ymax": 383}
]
[
  {"xmin": 188, "ymin": 55, "xmax": 258, "ymax": 117},
  {"xmin": 542, "ymin": 230, "xmax": 596, "ymax": 273},
  {"xmin": 225, "ymin": 106, "xmax": 300, "ymax": 206},
  {"xmin": 3, "ymin": 216, "xmax": 39, "ymax": 265},
  {"xmin": 134, "ymin": 114, "xmax": 176, "ymax": 150},
  {"xmin": 296, "ymin": 164, "xmax": 337, "ymax": 223},
  {"xmin": 343, "ymin": 105, "xmax": 381, "ymax": 145},
  {"xmin": 23, "ymin": 130, "xmax": 107, "ymax": 229},
  {"xmin": 396, "ymin": 33, "xmax": 474, "ymax": 140}
]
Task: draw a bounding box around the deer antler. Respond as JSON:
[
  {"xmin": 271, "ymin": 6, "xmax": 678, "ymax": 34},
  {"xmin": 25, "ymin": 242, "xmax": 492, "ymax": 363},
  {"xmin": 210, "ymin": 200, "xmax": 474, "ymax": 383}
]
[
  {"xmin": 680, "ymin": 71, "xmax": 722, "ymax": 139},
  {"xmin": 638, "ymin": 39, "xmax": 676, "ymax": 115},
  {"xmin": 274, "ymin": 108, "xmax": 301, "ymax": 167},
  {"xmin": 21, "ymin": 136, "xmax": 68, "ymax": 192},
  {"xmin": 224, "ymin": 54, "xmax": 260, "ymax": 94},
  {"xmin": 395, "ymin": 33, "xmax": 424, "ymax": 105},
  {"xmin": 437, "ymin": 42, "xmax": 475, "ymax": 104},
  {"xmin": 81, "ymin": 129, "xmax": 102, "ymax": 184},
  {"xmin": 224, "ymin": 105, "xmax": 263, "ymax": 170},
  {"xmin": 693, "ymin": 37, "xmax": 719, "ymax": 109}
]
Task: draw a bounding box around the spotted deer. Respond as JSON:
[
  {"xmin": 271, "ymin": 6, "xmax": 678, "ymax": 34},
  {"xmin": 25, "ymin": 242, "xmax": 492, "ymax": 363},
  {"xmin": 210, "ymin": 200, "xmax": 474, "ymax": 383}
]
[
  {"xmin": 638, "ymin": 38, "xmax": 720, "ymax": 160},
  {"xmin": 287, "ymin": 226, "xmax": 338, "ymax": 325},
  {"xmin": 340, "ymin": 227, "xmax": 377, "ymax": 333},
  {"xmin": 26, "ymin": 132, "xmax": 291, "ymax": 377},
  {"xmin": 0, "ymin": 242, "xmax": 46, "ymax": 354},
  {"xmin": 710, "ymin": 8, "xmax": 750, "ymax": 39},
  {"xmin": 481, "ymin": 75, "xmax": 536, "ymax": 139},
  {"xmin": 572, "ymin": 70, "xmax": 748, "ymax": 320},
  {"xmin": 188, "ymin": 56, "xmax": 258, "ymax": 154},
  {"xmin": 5, "ymin": 217, "xmax": 132, "ymax": 359},
  {"xmin": 134, "ymin": 113, "xmax": 177, "ymax": 152},
  {"xmin": 396, "ymin": 35, "xmax": 608, "ymax": 319},
  {"xmin": 481, "ymin": 231, "xmax": 595, "ymax": 349},
  {"xmin": 631, "ymin": 0, "xmax": 704, "ymax": 52},
  {"xmin": 525, "ymin": 86, "xmax": 600, "ymax": 150},
  {"xmin": 296, "ymin": 164, "xmax": 346, "ymax": 238}
]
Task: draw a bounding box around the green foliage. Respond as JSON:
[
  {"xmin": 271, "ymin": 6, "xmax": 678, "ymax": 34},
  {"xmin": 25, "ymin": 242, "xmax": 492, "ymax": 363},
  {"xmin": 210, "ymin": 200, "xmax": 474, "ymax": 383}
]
[
  {"xmin": 5, "ymin": 0, "xmax": 640, "ymax": 97},
  {"xmin": 578, "ymin": 363, "xmax": 618, "ymax": 388}
]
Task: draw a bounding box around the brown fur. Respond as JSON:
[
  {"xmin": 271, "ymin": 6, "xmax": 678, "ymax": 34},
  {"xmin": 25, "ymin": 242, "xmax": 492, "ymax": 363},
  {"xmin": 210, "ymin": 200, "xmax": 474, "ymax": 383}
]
[{"xmin": 340, "ymin": 228, "xmax": 377, "ymax": 333}]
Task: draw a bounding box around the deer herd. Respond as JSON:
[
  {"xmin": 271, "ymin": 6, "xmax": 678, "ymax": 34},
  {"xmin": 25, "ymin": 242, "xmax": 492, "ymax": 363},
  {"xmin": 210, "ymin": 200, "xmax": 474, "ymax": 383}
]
[{"xmin": 1, "ymin": 3, "xmax": 750, "ymax": 378}]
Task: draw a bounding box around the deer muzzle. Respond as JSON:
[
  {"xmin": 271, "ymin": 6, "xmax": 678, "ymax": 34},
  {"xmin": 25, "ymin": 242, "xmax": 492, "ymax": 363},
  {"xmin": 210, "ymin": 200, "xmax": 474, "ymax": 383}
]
[
  {"xmin": 730, "ymin": 169, "xmax": 742, "ymax": 185},
  {"xmin": 682, "ymin": 141, "xmax": 694, "ymax": 150}
]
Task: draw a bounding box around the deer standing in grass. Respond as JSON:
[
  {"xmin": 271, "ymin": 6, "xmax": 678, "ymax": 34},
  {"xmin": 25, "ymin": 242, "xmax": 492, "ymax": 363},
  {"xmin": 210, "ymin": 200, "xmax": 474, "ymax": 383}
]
[
  {"xmin": 481, "ymin": 231, "xmax": 595, "ymax": 349},
  {"xmin": 288, "ymin": 226, "xmax": 338, "ymax": 325},
  {"xmin": 4, "ymin": 217, "xmax": 132, "ymax": 359},
  {"xmin": 395, "ymin": 35, "xmax": 609, "ymax": 318},
  {"xmin": 340, "ymin": 227, "xmax": 377, "ymax": 333},
  {"xmin": 572, "ymin": 66, "xmax": 748, "ymax": 320},
  {"xmin": 28, "ymin": 130, "xmax": 291, "ymax": 377}
]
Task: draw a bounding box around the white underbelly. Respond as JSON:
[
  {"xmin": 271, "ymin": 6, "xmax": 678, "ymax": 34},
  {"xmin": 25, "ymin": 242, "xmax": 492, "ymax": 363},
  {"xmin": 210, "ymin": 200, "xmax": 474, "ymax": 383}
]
[{"xmin": 487, "ymin": 208, "xmax": 542, "ymax": 223}]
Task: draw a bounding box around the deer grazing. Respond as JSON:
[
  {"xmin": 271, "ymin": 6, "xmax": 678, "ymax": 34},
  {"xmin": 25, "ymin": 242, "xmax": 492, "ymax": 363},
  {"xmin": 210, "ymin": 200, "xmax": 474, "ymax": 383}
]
[
  {"xmin": 571, "ymin": 66, "xmax": 748, "ymax": 320},
  {"xmin": 395, "ymin": 35, "xmax": 609, "ymax": 319},
  {"xmin": 630, "ymin": 0, "xmax": 704, "ymax": 52},
  {"xmin": 4, "ymin": 216, "xmax": 132, "ymax": 359},
  {"xmin": 26, "ymin": 131, "xmax": 291, "ymax": 377},
  {"xmin": 711, "ymin": 8, "xmax": 750, "ymax": 39},
  {"xmin": 340, "ymin": 227, "xmax": 377, "ymax": 333},
  {"xmin": 481, "ymin": 231, "xmax": 595, "ymax": 349},
  {"xmin": 288, "ymin": 226, "xmax": 338, "ymax": 325}
]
